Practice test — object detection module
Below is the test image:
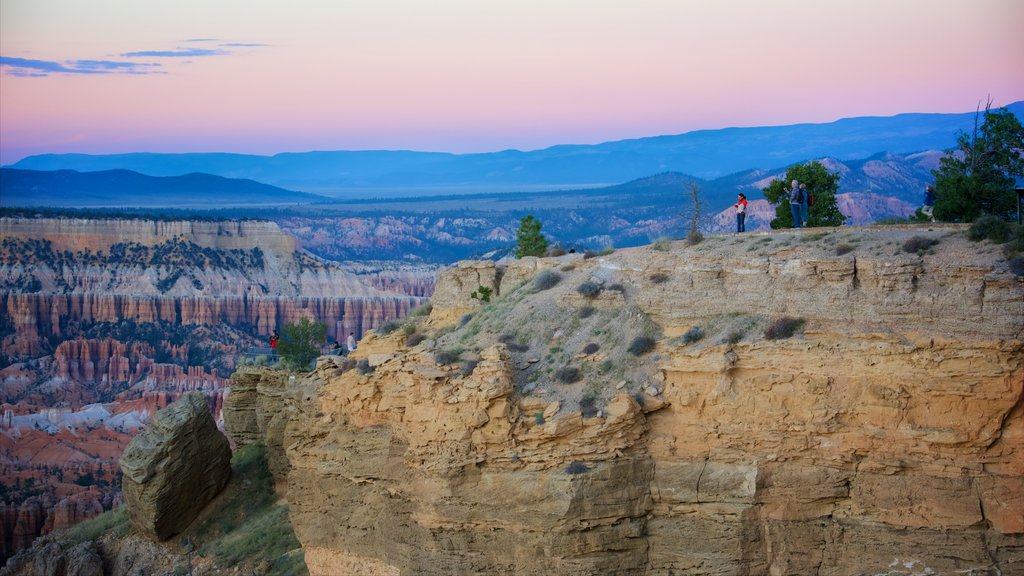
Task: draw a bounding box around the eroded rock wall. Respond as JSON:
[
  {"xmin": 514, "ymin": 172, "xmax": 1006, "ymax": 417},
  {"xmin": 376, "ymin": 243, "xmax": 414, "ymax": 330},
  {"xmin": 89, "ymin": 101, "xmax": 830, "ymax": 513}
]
[{"xmin": 226, "ymin": 228, "xmax": 1023, "ymax": 575}]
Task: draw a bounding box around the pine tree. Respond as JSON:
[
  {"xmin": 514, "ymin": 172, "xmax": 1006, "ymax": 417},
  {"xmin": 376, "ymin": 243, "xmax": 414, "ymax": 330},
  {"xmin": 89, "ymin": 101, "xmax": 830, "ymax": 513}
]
[
  {"xmin": 933, "ymin": 102, "xmax": 1024, "ymax": 222},
  {"xmin": 762, "ymin": 161, "xmax": 846, "ymax": 229},
  {"xmin": 515, "ymin": 215, "xmax": 548, "ymax": 258}
]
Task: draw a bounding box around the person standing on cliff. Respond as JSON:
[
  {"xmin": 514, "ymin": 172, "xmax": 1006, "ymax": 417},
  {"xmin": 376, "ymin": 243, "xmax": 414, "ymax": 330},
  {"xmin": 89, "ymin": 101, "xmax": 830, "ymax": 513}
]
[
  {"xmin": 733, "ymin": 193, "xmax": 748, "ymax": 233},
  {"xmin": 270, "ymin": 330, "xmax": 279, "ymax": 350},
  {"xmin": 800, "ymin": 183, "xmax": 810, "ymax": 226},
  {"xmin": 922, "ymin": 185, "xmax": 936, "ymax": 222},
  {"xmin": 789, "ymin": 180, "xmax": 804, "ymax": 228},
  {"xmin": 346, "ymin": 331, "xmax": 357, "ymax": 353}
]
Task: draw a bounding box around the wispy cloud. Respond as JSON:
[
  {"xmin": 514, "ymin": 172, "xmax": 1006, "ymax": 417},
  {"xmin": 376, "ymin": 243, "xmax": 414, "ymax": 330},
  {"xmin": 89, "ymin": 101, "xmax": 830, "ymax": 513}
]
[
  {"xmin": 183, "ymin": 38, "xmax": 221, "ymax": 43},
  {"xmin": 121, "ymin": 47, "xmax": 228, "ymax": 58},
  {"xmin": 220, "ymin": 42, "xmax": 270, "ymax": 47},
  {"xmin": 0, "ymin": 56, "xmax": 162, "ymax": 76}
]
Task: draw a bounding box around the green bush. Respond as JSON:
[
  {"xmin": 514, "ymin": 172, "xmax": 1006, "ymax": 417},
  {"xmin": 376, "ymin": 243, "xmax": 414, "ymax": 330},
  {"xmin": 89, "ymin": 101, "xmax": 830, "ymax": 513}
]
[
  {"xmin": 581, "ymin": 343, "xmax": 600, "ymax": 355},
  {"xmin": 968, "ymin": 214, "xmax": 1012, "ymax": 243},
  {"xmin": 376, "ymin": 320, "xmax": 402, "ymax": 335},
  {"xmin": 277, "ymin": 318, "xmax": 327, "ymax": 371},
  {"xmin": 578, "ymin": 306, "xmax": 595, "ymax": 319},
  {"xmin": 652, "ymin": 237, "xmax": 672, "ymax": 251},
  {"xmin": 649, "ymin": 273, "xmax": 669, "ymax": 284}
]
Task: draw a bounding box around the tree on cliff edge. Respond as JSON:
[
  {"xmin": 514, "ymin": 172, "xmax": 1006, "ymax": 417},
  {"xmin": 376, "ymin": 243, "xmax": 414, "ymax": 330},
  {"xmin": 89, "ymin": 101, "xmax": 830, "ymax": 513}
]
[
  {"xmin": 933, "ymin": 101, "xmax": 1024, "ymax": 222},
  {"xmin": 763, "ymin": 161, "xmax": 845, "ymax": 229},
  {"xmin": 515, "ymin": 215, "xmax": 548, "ymax": 258},
  {"xmin": 277, "ymin": 318, "xmax": 326, "ymax": 371}
]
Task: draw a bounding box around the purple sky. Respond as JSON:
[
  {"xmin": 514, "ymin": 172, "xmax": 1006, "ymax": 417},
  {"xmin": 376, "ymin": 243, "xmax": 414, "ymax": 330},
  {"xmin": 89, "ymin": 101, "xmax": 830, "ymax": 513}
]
[{"xmin": 1, "ymin": 0, "xmax": 1023, "ymax": 165}]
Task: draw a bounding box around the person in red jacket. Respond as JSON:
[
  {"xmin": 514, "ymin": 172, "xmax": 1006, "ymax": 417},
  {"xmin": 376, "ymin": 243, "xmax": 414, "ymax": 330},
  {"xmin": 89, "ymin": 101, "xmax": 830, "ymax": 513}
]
[
  {"xmin": 733, "ymin": 193, "xmax": 748, "ymax": 233},
  {"xmin": 269, "ymin": 330, "xmax": 279, "ymax": 350}
]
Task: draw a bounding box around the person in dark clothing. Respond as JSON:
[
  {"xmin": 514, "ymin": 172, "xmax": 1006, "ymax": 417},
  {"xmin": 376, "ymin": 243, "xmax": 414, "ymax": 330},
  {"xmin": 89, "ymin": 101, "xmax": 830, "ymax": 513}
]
[
  {"xmin": 789, "ymin": 180, "xmax": 804, "ymax": 228},
  {"xmin": 923, "ymin": 185, "xmax": 936, "ymax": 222}
]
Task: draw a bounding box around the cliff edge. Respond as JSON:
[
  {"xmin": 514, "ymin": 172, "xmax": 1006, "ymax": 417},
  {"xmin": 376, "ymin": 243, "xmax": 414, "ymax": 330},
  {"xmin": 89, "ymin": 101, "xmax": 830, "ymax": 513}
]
[{"xmin": 228, "ymin": 225, "xmax": 1023, "ymax": 575}]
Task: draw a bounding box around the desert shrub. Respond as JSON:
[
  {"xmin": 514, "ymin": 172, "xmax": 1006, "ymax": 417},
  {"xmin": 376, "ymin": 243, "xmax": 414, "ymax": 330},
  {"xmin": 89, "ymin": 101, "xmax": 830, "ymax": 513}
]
[
  {"xmin": 410, "ymin": 303, "xmax": 432, "ymax": 317},
  {"xmin": 565, "ymin": 461, "xmax": 589, "ymax": 475},
  {"xmin": 628, "ymin": 335, "xmax": 656, "ymax": 356},
  {"xmin": 583, "ymin": 250, "xmax": 598, "ymax": 259},
  {"xmin": 598, "ymin": 246, "xmax": 616, "ymax": 256},
  {"xmin": 377, "ymin": 320, "xmax": 402, "ymax": 335},
  {"xmin": 459, "ymin": 314, "xmax": 473, "ymax": 326},
  {"xmin": 576, "ymin": 281, "xmax": 602, "ymax": 298},
  {"xmin": 402, "ymin": 323, "xmax": 416, "ymax": 336},
  {"xmin": 649, "ymin": 272, "xmax": 669, "ymax": 284},
  {"xmin": 534, "ymin": 412, "xmax": 545, "ymax": 425},
  {"xmin": 722, "ymin": 330, "xmax": 744, "ymax": 345},
  {"xmin": 461, "ymin": 360, "xmax": 478, "ymax": 377},
  {"xmin": 606, "ymin": 283, "xmax": 625, "ymax": 292},
  {"xmin": 578, "ymin": 306, "xmax": 596, "ymax": 318},
  {"xmin": 632, "ymin": 392, "xmax": 645, "ymax": 407},
  {"xmin": 582, "ymin": 342, "xmax": 600, "ymax": 355},
  {"xmin": 598, "ymin": 359, "xmax": 613, "ymax": 373},
  {"xmin": 764, "ymin": 316, "xmax": 805, "ymax": 340},
  {"xmin": 968, "ymin": 214, "xmax": 1012, "ymax": 244},
  {"xmin": 902, "ymin": 235, "xmax": 938, "ymax": 254},
  {"xmin": 652, "ymin": 237, "xmax": 672, "ymax": 251},
  {"xmin": 554, "ymin": 366, "xmax": 581, "ymax": 384},
  {"xmin": 1004, "ymin": 224, "xmax": 1024, "ymax": 257},
  {"xmin": 1008, "ymin": 256, "xmax": 1024, "ymax": 276},
  {"xmin": 686, "ymin": 229, "xmax": 704, "ymax": 245},
  {"xmin": 546, "ymin": 246, "xmax": 568, "ymax": 257},
  {"xmin": 277, "ymin": 318, "xmax": 327, "ymax": 371},
  {"xmin": 406, "ymin": 333, "xmax": 425, "ymax": 347},
  {"xmin": 434, "ymin": 348, "xmax": 462, "ymax": 365},
  {"xmin": 499, "ymin": 333, "xmax": 529, "ymax": 352},
  {"xmin": 533, "ymin": 269, "xmax": 561, "ymax": 291},
  {"xmin": 680, "ymin": 326, "xmax": 704, "ymax": 344},
  {"xmin": 579, "ymin": 390, "xmax": 599, "ymax": 417},
  {"xmin": 560, "ymin": 264, "xmax": 576, "ymax": 272},
  {"xmin": 835, "ymin": 243, "xmax": 855, "ymax": 256},
  {"xmin": 356, "ymin": 359, "xmax": 375, "ymax": 375}
]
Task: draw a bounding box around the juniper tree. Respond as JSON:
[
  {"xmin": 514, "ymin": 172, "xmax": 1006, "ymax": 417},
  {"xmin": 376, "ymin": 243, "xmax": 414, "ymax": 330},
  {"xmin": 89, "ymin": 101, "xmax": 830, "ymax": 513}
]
[{"xmin": 763, "ymin": 161, "xmax": 846, "ymax": 228}]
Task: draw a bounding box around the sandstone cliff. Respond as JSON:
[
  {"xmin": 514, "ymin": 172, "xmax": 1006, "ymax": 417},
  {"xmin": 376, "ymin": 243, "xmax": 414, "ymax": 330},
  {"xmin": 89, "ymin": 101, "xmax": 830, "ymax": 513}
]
[
  {"xmin": 227, "ymin": 225, "xmax": 1022, "ymax": 575},
  {"xmin": 0, "ymin": 216, "xmax": 431, "ymax": 561}
]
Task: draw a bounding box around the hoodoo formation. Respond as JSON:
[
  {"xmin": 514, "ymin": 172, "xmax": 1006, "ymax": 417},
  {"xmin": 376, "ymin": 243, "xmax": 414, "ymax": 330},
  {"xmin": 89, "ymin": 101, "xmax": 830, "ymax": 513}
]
[{"xmin": 223, "ymin": 226, "xmax": 1022, "ymax": 575}]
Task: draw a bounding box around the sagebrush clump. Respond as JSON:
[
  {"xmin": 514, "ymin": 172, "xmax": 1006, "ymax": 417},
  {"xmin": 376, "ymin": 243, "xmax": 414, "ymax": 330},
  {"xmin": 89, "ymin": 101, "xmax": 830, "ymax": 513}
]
[
  {"xmin": 628, "ymin": 335, "xmax": 656, "ymax": 356},
  {"xmin": 764, "ymin": 317, "xmax": 805, "ymax": 340},
  {"xmin": 576, "ymin": 281, "xmax": 601, "ymax": 298},
  {"xmin": 555, "ymin": 366, "xmax": 581, "ymax": 383},
  {"xmin": 533, "ymin": 269, "xmax": 561, "ymax": 291},
  {"xmin": 903, "ymin": 235, "xmax": 938, "ymax": 254}
]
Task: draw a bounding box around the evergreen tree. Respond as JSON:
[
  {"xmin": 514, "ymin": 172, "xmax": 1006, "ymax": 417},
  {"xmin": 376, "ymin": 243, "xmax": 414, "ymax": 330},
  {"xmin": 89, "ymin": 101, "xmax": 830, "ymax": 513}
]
[
  {"xmin": 933, "ymin": 103, "xmax": 1024, "ymax": 222},
  {"xmin": 277, "ymin": 317, "xmax": 327, "ymax": 371},
  {"xmin": 515, "ymin": 215, "xmax": 548, "ymax": 258},
  {"xmin": 762, "ymin": 161, "xmax": 845, "ymax": 229}
]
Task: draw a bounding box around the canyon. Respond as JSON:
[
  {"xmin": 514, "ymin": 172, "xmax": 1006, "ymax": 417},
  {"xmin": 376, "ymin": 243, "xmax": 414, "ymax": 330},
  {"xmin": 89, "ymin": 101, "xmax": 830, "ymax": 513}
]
[
  {"xmin": 0, "ymin": 216, "xmax": 432, "ymax": 562},
  {"xmin": 223, "ymin": 225, "xmax": 1022, "ymax": 575}
]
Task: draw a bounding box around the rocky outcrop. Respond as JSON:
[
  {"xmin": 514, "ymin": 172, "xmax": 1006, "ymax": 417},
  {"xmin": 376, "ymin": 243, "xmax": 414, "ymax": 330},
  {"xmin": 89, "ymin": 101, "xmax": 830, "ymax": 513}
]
[
  {"xmin": 119, "ymin": 392, "xmax": 231, "ymax": 541},
  {"xmin": 227, "ymin": 226, "xmax": 1023, "ymax": 575},
  {"xmin": 2, "ymin": 540, "xmax": 103, "ymax": 576}
]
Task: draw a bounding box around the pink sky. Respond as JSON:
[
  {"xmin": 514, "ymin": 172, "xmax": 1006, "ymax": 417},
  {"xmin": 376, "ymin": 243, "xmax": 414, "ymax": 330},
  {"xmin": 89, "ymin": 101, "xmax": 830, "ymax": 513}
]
[{"xmin": 1, "ymin": 0, "xmax": 1022, "ymax": 165}]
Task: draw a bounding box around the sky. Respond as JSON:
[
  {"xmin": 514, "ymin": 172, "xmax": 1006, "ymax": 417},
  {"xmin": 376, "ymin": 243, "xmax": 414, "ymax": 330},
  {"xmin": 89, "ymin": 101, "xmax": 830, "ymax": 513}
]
[{"xmin": 1, "ymin": 0, "xmax": 1022, "ymax": 165}]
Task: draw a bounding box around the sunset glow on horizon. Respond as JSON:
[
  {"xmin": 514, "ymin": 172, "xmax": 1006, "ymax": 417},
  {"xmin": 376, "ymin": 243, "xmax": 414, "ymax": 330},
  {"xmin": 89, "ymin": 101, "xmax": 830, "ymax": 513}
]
[{"xmin": 1, "ymin": 0, "xmax": 1022, "ymax": 165}]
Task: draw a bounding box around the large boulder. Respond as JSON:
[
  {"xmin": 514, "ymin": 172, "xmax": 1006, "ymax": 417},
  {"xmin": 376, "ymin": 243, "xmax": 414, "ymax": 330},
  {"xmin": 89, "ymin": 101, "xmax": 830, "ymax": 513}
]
[{"xmin": 119, "ymin": 392, "xmax": 231, "ymax": 541}]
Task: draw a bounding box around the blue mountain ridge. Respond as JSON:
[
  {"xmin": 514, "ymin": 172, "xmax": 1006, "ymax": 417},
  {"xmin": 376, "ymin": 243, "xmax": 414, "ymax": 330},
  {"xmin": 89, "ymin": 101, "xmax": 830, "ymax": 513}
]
[
  {"xmin": 5, "ymin": 101, "xmax": 1022, "ymax": 192},
  {"xmin": 0, "ymin": 168, "xmax": 327, "ymax": 208}
]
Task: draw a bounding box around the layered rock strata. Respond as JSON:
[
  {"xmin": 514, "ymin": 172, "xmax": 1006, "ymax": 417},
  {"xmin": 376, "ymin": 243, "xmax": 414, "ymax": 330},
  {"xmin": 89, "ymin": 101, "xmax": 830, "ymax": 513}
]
[
  {"xmin": 119, "ymin": 392, "xmax": 231, "ymax": 541},
  {"xmin": 227, "ymin": 227, "xmax": 1022, "ymax": 575}
]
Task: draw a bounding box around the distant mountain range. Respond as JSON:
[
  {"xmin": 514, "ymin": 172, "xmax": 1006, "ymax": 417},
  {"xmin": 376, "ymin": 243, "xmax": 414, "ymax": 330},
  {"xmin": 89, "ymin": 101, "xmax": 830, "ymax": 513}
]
[
  {"xmin": 6, "ymin": 101, "xmax": 1022, "ymax": 191},
  {"xmin": 0, "ymin": 168, "xmax": 327, "ymax": 207}
]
